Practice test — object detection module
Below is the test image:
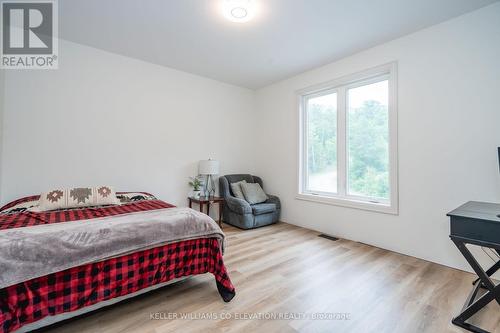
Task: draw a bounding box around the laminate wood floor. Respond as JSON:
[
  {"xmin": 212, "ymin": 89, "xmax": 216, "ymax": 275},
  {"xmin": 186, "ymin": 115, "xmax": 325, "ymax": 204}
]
[{"xmin": 43, "ymin": 222, "xmax": 500, "ymax": 333}]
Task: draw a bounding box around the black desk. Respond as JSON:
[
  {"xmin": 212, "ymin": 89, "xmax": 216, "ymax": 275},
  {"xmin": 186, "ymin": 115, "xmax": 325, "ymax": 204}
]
[{"xmin": 448, "ymin": 201, "xmax": 500, "ymax": 333}]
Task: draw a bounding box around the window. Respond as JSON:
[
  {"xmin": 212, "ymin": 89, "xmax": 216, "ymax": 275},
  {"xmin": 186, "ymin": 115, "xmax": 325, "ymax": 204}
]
[
  {"xmin": 298, "ymin": 63, "xmax": 398, "ymax": 214},
  {"xmin": 305, "ymin": 91, "xmax": 338, "ymax": 194}
]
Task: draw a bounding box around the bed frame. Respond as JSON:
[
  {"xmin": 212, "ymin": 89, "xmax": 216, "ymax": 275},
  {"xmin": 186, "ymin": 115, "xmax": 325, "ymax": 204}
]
[{"xmin": 16, "ymin": 277, "xmax": 188, "ymax": 332}]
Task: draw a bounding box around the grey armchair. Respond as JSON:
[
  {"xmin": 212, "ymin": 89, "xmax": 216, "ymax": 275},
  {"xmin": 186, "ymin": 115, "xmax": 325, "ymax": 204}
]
[{"xmin": 219, "ymin": 174, "xmax": 280, "ymax": 229}]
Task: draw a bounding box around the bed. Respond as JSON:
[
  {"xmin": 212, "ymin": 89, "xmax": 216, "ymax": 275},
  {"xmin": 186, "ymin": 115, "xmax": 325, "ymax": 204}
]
[{"xmin": 0, "ymin": 192, "xmax": 235, "ymax": 333}]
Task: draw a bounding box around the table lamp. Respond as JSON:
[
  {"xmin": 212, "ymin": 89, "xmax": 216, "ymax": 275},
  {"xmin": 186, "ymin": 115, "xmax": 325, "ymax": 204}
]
[{"xmin": 199, "ymin": 159, "xmax": 219, "ymax": 198}]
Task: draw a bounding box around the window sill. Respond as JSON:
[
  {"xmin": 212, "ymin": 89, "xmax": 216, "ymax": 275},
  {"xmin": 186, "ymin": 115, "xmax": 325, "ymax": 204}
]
[{"xmin": 295, "ymin": 193, "xmax": 398, "ymax": 215}]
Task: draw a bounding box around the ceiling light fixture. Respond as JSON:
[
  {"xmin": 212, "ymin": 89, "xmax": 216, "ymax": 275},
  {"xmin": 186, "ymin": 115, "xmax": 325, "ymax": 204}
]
[{"xmin": 222, "ymin": 0, "xmax": 256, "ymax": 23}]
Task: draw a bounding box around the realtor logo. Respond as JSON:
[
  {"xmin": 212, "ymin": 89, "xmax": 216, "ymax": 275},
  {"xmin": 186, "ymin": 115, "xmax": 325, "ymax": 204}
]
[{"xmin": 1, "ymin": 0, "xmax": 58, "ymax": 69}]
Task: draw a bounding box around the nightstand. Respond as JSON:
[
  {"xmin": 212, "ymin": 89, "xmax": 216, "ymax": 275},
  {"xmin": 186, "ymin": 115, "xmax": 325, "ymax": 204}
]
[{"xmin": 188, "ymin": 196, "xmax": 224, "ymax": 228}]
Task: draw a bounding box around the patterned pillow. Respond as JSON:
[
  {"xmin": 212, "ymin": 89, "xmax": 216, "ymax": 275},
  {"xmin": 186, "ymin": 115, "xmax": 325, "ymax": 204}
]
[
  {"xmin": 116, "ymin": 192, "xmax": 157, "ymax": 203},
  {"xmin": 0, "ymin": 198, "xmax": 39, "ymax": 215},
  {"xmin": 39, "ymin": 186, "xmax": 120, "ymax": 211}
]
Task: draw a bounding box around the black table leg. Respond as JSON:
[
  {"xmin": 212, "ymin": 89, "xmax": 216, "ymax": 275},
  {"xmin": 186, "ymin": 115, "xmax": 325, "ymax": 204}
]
[
  {"xmin": 471, "ymin": 249, "xmax": 500, "ymax": 287},
  {"xmin": 451, "ymin": 238, "xmax": 500, "ymax": 333},
  {"xmin": 473, "ymin": 259, "xmax": 500, "ymax": 287}
]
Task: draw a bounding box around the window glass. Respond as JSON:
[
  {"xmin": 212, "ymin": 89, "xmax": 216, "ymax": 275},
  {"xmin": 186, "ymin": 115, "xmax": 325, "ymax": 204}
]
[
  {"xmin": 306, "ymin": 92, "xmax": 338, "ymax": 194},
  {"xmin": 347, "ymin": 80, "xmax": 389, "ymax": 200}
]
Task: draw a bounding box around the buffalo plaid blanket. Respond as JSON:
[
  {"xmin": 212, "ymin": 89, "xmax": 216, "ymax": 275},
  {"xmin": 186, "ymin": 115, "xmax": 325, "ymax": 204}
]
[{"xmin": 0, "ymin": 194, "xmax": 235, "ymax": 333}]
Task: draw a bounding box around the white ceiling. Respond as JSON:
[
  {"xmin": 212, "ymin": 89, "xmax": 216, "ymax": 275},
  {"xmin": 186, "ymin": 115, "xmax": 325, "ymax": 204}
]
[{"xmin": 59, "ymin": 0, "xmax": 497, "ymax": 89}]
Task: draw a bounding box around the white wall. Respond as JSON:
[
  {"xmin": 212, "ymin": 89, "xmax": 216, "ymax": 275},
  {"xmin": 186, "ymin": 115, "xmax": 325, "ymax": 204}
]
[
  {"xmin": 254, "ymin": 3, "xmax": 500, "ymax": 271},
  {"xmin": 1, "ymin": 40, "xmax": 256, "ymax": 209}
]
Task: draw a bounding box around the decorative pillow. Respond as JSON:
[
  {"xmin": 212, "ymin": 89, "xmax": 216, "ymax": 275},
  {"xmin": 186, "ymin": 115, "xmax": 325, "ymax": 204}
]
[
  {"xmin": 0, "ymin": 198, "xmax": 39, "ymax": 215},
  {"xmin": 116, "ymin": 192, "xmax": 157, "ymax": 203},
  {"xmin": 39, "ymin": 186, "xmax": 120, "ymax": 211},
  {"xmin": 241, "ymin": 182, "xmax": 268, "ymax": 205},
  {"xmin": 230, "ymin": 180, "xmax": 247, "ymax": 200}
]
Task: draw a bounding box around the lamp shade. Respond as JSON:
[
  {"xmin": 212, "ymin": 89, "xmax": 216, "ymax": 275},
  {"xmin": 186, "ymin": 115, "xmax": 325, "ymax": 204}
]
[{"xmin": 199, "ymin": 159, "xmax": 219, "ymax": 175}]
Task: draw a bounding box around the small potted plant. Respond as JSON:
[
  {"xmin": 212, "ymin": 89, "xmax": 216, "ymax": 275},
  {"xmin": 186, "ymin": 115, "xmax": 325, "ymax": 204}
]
[{"xmin": 188, "ymin": 176, "xmax": 202, "ymax": 199}]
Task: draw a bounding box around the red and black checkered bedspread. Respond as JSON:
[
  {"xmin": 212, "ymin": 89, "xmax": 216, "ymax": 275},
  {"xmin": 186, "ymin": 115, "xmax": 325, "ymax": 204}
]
[{"xmin": 0, "ymin": 194, "xmax": 235, "ymax": 333}]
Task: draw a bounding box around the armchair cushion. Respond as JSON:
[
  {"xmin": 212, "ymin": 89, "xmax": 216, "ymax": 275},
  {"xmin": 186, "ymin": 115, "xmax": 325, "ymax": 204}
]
[{"xmin": 252, "ymin": 203, "xmax": 277, "ymax": 215}]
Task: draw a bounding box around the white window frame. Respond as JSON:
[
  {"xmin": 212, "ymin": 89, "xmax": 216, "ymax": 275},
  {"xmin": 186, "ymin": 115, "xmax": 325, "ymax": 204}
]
[{"xmin": 296, "ymin": 62, "xmax": 398, "ymax": 214}]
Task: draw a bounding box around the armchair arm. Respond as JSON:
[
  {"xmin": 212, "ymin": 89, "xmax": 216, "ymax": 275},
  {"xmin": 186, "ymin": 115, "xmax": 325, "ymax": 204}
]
[
  {"xmin": 266, "ymin": 194, "xmax": 281, "ymax": 210},
  {"xmin": 225, "ymin": 196, "xmax": 252, "ymax": 215}
]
